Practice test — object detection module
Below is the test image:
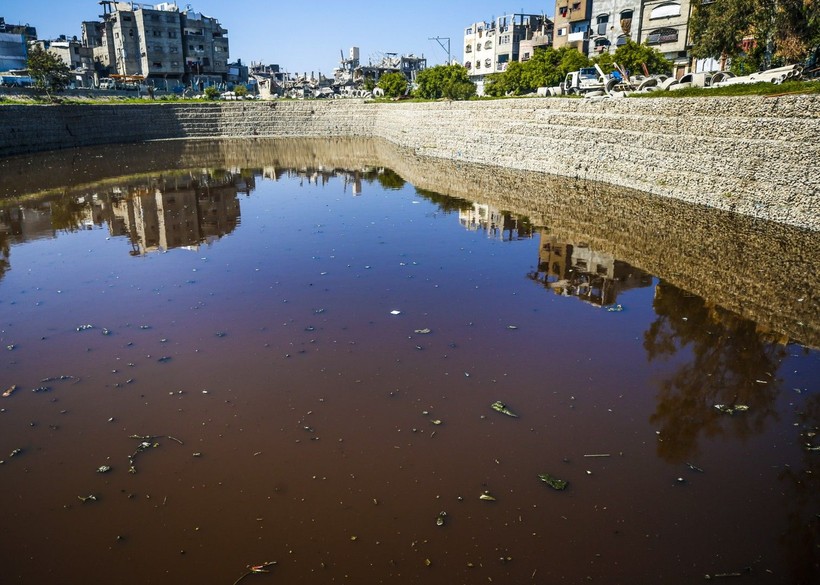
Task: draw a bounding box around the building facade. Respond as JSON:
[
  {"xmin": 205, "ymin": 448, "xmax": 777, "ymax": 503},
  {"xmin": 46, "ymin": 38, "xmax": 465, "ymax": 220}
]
[
  {"xmin": 587, "ymin": 0, "xmax": 642, "ymax": 56},
  {"xmin": 81, "ymin": 2, "xmax": 228, "ymax": 88},
  {"xmin": 553, "ymin": 0, "xmax": 593, "ymax": 53},
  {"xmin": 463, "ymin": 13, "xmax": 553, "ymax": 94},
  {"xmin": 636, "ymin": 0, "xmax": 692, "ymax": 76}
]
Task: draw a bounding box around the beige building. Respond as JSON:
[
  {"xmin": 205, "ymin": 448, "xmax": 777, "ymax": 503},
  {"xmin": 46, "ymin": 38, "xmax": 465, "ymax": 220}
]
[
  {"xmin": 553, "ymin": 0, "xmax": 592, "ymax": 53},
  {"xmin": 636, "ymin": 0, "xmax": 692, "ymax": 77}
]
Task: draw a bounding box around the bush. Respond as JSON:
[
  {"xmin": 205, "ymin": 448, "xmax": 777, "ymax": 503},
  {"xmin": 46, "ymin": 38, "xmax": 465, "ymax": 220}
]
[
  {"xmin": 233, "ymin": 84, "xmax": 248, "ymax": 98},
  {"xmin": 204, "ymin": 86, "xmax": 220, "ymax": 100},
  {"xmin": 414, "ymin": 64, "xmax": 476, "ymax": 100},
  {"xmin": 377, "ymin": 72, "xmax": 408, "ymax": 98}
]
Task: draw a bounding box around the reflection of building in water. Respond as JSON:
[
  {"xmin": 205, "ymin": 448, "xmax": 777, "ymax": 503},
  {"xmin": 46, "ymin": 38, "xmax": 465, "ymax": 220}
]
[
  {"xmin": 103, "ymin": 179, "xmax": 242, "ymax": 255},
  {"xmin": 529, "ymin": 230, "xmax": 652, "ymax": 306},
  {"xmin": 0, "ymin": 206, "xmax": 55, "ymax": 244},
  {"xmin": 459, "ymin": 203, "xmax": 533, "ymax": 241}
]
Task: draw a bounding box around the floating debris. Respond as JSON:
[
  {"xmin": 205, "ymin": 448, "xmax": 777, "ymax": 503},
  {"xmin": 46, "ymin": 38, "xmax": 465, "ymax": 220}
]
[
  {"xmin": 507, "ymin": 325, "xmax": 518, "ymax": 330},
  {"xmin": 2, "ymin": 385, "xmax": 17, "ymax": 398},
  {"xmin": 76, "ymin": 324, "xmax": 94, "ymax": 331},
  {"xmin": 157, "ymin": 356, "xmax": 172, "ymax": 363},
  {"xmin": 686, "ymin": 462, "xmax": 705, "ymax": 473},
  {"xmin": 479, "ymin": 491, "xmax": 496, "ymax": 501},
  {"xmin": 606, "ymin": 304, "xmax": 624, "ymax": 312},
  {"xmin": 538, "ymin": 473, "xmax": 568, "ymax": 491},
  {"xmin": 491, "ymin": 401, "xmax": 519, "ymax": 418},
  {"xmin": 390, "ymin": 310, "xmax": 402, "ymax": 315},
  {"xmin": 40, "ymin": 375, "xmax": 80, "ymax": 384},
  {"xmin": 78, "ymin": 494, "xmax": 98, "ymax": 503},
  {"xmin": 9, "ymin": 448, "xmax": 22, "ymax": 458},
  {"xmin": 215, "ymin": 331, "xmax": 227, "ymax": 338},
  {"xmin": 714, "ymin": 403, "xmax": 749, "ymax": 415},
  {"xmin": 583, "ymin": 454, "xmax": 611, "ymax": 458},
  {"xmin": 430, "ymin": 419, "xmax": 443, "ymax": 426},
  {"xmin": 31, "ymin": 386, "xmax": 52, "ymax": 393},
  {"xmin": 436, "ymin": 511, "xmax": 447, "ymax": 526},
  {"xmin": 96, "ymin": 465, "xmax": 111, "ymax": 473},
  {"xmin": 414, "ymin": 328, "xmax": 432, "ymax": 334}
]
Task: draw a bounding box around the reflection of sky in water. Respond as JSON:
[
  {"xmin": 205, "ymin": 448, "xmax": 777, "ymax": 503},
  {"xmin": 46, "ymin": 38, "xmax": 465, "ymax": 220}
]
[{"xmin": 0, "ymin": 163, "xmax": 818, "ymax": 585}]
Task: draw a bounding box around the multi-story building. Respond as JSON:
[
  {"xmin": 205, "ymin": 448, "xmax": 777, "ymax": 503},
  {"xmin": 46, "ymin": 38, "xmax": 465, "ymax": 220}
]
[
  {"xmin": 553, "ymin": 0, "xmax": 593, "ymax": 53},
  {"xmin": 464, "ymin": 13, "xmax": 553, "ymax": 94},
  {"xmin": 182, "ymin": 9, "xmax": 229, "ymax": 82},
  {"xmin": 81, "ymin": 2, "xmax": 228, "ymax": 88},
  {"xmin": 587, "ymin": 0, "xmax": 642, "ymax": 56},
  {"xmin": 637, "ymin": 0, "xmax": 692, "ymax": 77},
  {"xmin": 0, "ymin": 17, "xmax": 35, "ymax": 73},
  {"xmin": 518, "ymin": 19, "xmax": 555, "ymax": 62}
]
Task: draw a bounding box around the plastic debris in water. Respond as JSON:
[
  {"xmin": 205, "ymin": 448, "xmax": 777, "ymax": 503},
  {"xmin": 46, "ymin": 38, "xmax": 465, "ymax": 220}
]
[
  {"xmin": 491, "ymin": 401, "xmax": 519, "ymax": 418},
  {"xmin": 414, "ymin": 328, "xmax": 431, "ymax": 334},
  {"xmin": 479, "ymin": 491, "xmax": 496, "ymax": 501},
  {"xmin": 436, "ymin": 511, "xmax": 447, "ymax": 526},
  {"xmin": 2, "ymin": 385, "xmax": 17, "ymax": 398},
  {"xmin": 97, "ymin": 465, "xmax": 111, "ymax": 473},
  {"xmin": 606, "ymin": 304, "xmax": 624, "ymax": 312},
  {"xmin": 78, "ymin": 494, "xmax": 98, "ymax": 503},
  {"xmin": 538, "ymin": 473, "xmax": 568, "ymax": 491},
  {"xmin": 390, "ymin": 310, "xmax": 401, "ymax": 315},
  {"xmin": 76, "ymin": 324, "xmax": 94, "ymax": 331}
]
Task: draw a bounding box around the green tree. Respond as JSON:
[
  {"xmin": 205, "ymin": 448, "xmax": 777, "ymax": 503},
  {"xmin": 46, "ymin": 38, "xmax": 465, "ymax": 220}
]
[
  {"xmin": 691, "ymin": 0, "xmax": 819, "ymax": 68},
  {"xmin": 377, "ymin": 72, "xmax": 408, "ymax": 98},
  {"xmin": 597, "ymin": 40, "xmax": 673, "ymax": 76},
  {"xmin": 203, "ymin": 86, "xmax": 220, "ymax": 100},
  {"xmin": 27, "ymin": 44, "xmax": 70, "ymax": 98},
  {"xmin": 485, "ymin": 47, "xmax": 591, "ymax": 96},
  {"xmin": 414, "ymin": 64, "xmax": 475, "ymax": 100},
  {"xmin": 233, "ymin": 84, "xmax": 248, "ymax": 98}
]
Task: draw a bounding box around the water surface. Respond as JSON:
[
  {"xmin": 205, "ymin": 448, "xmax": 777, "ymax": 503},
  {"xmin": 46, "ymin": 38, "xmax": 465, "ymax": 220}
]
[{"xmin": 0, "ymin": 139, "xmax": 818, "ymax": 584}]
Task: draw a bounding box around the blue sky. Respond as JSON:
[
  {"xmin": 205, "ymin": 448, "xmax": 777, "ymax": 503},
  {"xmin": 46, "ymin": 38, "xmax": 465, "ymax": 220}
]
[{"xmin": 2, "ymin": 1, "xmax": 554, "ymax": 74}]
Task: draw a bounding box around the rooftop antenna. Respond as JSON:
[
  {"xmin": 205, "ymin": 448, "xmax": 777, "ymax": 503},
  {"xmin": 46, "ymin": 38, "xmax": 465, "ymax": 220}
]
[{"xmin": 428, "ymin": 36, "xmax": 451, "ymax": 64}]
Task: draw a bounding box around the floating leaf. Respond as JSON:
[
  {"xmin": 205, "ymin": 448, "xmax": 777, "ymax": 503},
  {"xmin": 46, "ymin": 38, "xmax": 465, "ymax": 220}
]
[
  {"xmin": 491, "ymin": 401, "xmax": 519, "ymax": 418},
  {"xmin": 538, "ymin": 473, "xmax": 568, "ymax": 491}
]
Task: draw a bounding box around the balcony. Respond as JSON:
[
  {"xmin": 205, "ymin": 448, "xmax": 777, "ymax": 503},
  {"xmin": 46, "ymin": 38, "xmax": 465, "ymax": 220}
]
[{"xmin": 567, "ymin": 31, "xmax": 586, "ymax": 43}]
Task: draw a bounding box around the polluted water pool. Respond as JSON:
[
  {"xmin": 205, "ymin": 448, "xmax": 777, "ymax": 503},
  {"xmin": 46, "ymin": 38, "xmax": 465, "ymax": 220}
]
[{"xmin": 0, "ymin": 139, "xmax": 818, "ymax": 585}]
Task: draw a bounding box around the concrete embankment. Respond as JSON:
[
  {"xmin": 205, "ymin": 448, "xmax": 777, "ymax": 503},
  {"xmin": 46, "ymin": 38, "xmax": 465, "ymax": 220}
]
[{"xmin": 0, "ymin": 96, "xmax": 817, "ymax": 229}]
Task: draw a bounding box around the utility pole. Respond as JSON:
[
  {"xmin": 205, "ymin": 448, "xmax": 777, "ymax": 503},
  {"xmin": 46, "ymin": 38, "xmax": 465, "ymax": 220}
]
[{"xmin": 428, "ymin": 36, "xmax": 451, "ymax": 64}]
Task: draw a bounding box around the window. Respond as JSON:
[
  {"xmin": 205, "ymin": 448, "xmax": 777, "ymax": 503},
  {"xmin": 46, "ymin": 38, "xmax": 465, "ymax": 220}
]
[
  {"xmin": 596, "ymin": 14, "xmax": 609, "ymax": 36},
  {"xmin": 557, "ymin": 28, "xmax": 566, "ymax": 36},
  {"xmin": 475, "ymin": 60, "xmax": 481, "ymax": 69},
  {"xmin": 646, "ymin": 27, "xmax": 678, "ymax": 44},
  {"xmin": 484, "ymin": 40, "xmax": 492, "ymax": 49},
  {"xmin": 559, "ymin": 7, "xmax": 568, "ymax": 17},
  {"xmin": 152, "ymin": 61, "xmax": 162, "ymax": 68},
  {"xmin": 522, "ymin": 52, "xmax": 530, "ymax": 61},
  {"xmin": 485, "ymin": 58, "xmax": 491, "ymax": 68},
  {"xmin": 616, "ymin": 35, "xmax": 628, "ymax": 46},
  {"xmin": 465, "ymin": 61, "xmax": 472, "ymax": 69},
  {"xmin": 650, "ymin": 3, "xmax": 682, "ymax": 19},
  {"xmin": 466, "ymin": 27, "xmax": 473, "ymax": 35},
  {"xmin": 465, "ymin": 43, "xmax": 472, "ymax": 53},
  {"xmin": 168, "ymin": 31, "xmax": 177, "ymax": 38},
  {"xmin": 620, "ymin": 10, "xmax": 634, "ymax": 35}
]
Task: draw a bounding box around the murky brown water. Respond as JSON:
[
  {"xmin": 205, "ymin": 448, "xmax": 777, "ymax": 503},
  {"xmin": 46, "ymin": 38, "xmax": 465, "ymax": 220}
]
[{"xmin": 0, "ymin": 139, "xmax": 818, "ymax": 585}]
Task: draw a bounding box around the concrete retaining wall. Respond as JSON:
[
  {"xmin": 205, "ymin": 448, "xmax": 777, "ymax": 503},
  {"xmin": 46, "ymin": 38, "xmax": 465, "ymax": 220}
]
[{"xmin": 0, "ymin": 96, "xmax": 817, "ymax": 229}]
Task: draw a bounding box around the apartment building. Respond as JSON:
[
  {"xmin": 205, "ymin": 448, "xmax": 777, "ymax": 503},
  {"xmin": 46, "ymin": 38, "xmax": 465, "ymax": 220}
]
[
  {"xmin": 636, "ymin": 0, "xmax": 692, "ymax": 77},
  {"xmin": 463, "ymin": 13, "xmax": 553, "ymax": 94},
  {"xmin": 81, "ymin": 2, "xmax": 228, "ymax": 87},
  {"xmin": 587, "ymin": 0, "xmax": 642, "ymax": 56},
  {"xmin": 553, "ymin": 0, "xmax": 592, "ymax": 53}
]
